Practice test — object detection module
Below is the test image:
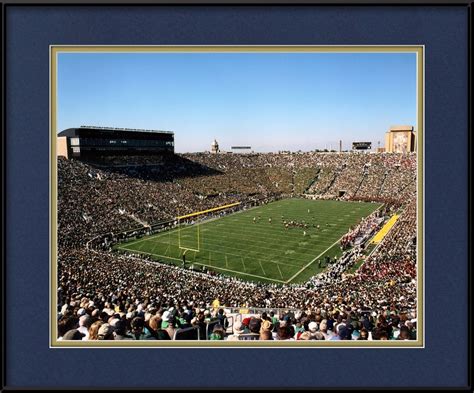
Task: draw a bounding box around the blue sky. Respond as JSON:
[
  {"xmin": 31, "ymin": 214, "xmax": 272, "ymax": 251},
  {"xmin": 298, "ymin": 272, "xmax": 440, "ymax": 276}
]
[{"xmin": 57, "ymin": 52, "xmax": 417, "ymax": 152}]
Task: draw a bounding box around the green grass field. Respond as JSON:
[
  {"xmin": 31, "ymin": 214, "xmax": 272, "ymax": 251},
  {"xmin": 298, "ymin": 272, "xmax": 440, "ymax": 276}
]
[{"xmin": 115, "ymin": 198, "xmax": 381, "ymax": 284}]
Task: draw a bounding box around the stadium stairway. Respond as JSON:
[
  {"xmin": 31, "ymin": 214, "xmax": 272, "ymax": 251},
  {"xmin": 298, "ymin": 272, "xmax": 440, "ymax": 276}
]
[
  {"xmin": 127, "ymin": 213, "xmax": 150, "ymax": 228},
  {"xmin": 377, "ymin": 171, "xmax": 389, "ymax": 197},
  {"xmin": 353, "ymin": 172, "xmax": 367, "ymax": 198},
  {"xmin": 303, "ymin": 168, "xmax": 322, "ymax": 194},
  {"xmin": 323, "ymin": 167, "xmax": 343, "ymax": 194}
]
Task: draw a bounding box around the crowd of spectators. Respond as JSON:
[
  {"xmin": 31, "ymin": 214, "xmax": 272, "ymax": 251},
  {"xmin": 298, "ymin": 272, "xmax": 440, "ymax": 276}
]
[
  {"xmin": 340, "ymin": 210, "xmax": 385, "ymax": 250},
  {"xmin": 305, "ymin": 152, "xmax": 416, "ymax": 202},
  {"xmin": 58, "ymin": 296, "xmax": 417, "ymax": 342},
  {"xmin": 57, "ymin": 151, "xmax": 418, "ymax": 342}
]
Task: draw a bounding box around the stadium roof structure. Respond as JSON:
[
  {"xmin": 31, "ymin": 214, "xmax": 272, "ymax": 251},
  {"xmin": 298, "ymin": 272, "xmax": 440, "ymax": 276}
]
[
  {"xmin": 58, "ymin": 126, "xmax": 174, "ymax": 137},
  {"xmin": 389, "ymin": 125, "xmax": 414, "ymax": 132}
]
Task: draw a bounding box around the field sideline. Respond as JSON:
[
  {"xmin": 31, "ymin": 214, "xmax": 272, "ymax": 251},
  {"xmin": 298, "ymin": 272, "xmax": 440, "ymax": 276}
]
[{"xmin": 116, "ymin": 198, "xmax": 382, "ymax": 284}]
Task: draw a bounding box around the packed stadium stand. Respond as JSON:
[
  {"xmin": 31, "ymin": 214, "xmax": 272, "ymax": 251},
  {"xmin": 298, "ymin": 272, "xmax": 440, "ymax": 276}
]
[{"xmin": 57, "ymin": 151, "xmax": 418, "ymax": 342}]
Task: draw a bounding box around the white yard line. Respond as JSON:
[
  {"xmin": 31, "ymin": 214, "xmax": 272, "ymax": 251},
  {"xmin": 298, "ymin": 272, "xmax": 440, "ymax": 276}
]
[
  {"xmin": 123, "ymin": 224, "xmax": 346, "ymax": 260},
  {"xmin": 123, "ymin": 250, "xmax": 286, "ymax": 284},
  {"xmin": 192, "ymin": 261, "xmax": 286, "ymax": 284},
  {"xmin": 118, "ymin": 202, "xmax": 269, "ymax": 248},
  {"xmin": 284, "ymin": 203, "xmax": 383, "ymax": 284},
  {"xmin": 120, "ymin": 240, "xmax": 304, "ymax": 268},
  {"xmin": 277, "ymin": 264, "xmax": 284, "ymax": 279},
  {"xmin": 119, "ymin": 200, "xmax": 378, "ymax": 249},
  {"xmin": 284, "ymin": 237, "xmax": 342, "ymax": 284},
  {"xmin": 259, "ymin": 260, "xmax": 266, "ymax": 276},
  {"xmin": 118, "ymin": 200, "xmax": 383, "ymax": 284}
]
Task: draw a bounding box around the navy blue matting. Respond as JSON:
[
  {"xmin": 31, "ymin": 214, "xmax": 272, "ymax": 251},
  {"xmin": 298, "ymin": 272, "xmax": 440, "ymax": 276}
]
[{"xmin": 5, "ymin": 5, "xmax": 469, "ymax": 388}]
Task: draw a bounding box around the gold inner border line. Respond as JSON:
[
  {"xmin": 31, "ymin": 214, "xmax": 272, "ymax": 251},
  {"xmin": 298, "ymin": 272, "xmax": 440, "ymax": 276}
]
[{"xmin": 50, "ymin": 45, "xmax": 424, "ymax": 348}]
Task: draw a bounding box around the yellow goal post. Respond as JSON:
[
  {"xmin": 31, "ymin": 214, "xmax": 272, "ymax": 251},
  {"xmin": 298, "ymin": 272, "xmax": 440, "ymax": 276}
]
[{"xmin": 176, "ymin": 202, "xmax": 241, "ymax": 253}]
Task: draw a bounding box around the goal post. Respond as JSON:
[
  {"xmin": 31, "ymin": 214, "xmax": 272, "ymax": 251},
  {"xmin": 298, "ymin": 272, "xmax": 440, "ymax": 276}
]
[
  {"xmin": 176, "ymin": 202, "xmax": 241, "ymax": 254},
  {"xmin": 177, "ymin": 222, "xmax": 200, "ymax": 253}
]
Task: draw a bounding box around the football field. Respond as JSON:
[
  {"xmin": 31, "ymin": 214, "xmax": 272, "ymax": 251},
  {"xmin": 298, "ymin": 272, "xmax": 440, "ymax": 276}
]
[{"xmin": 116, "ymin": 198, "xmax": 382, "ymax": 284}]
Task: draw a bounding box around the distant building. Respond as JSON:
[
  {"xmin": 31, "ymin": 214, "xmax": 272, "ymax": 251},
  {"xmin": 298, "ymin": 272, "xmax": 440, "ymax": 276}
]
[
  {"xmin": 352, "ymin": 142, "xmax": 372, "ymax": 151},
  {"xmin": 385, "ymin": 125, "xmax": 416, "ymax": 153},
  {"xmin": 57, "ymin": 126, "xmax": 174, "ymax": 159},
  {"xmin": 231, "ymin": 146, "xmax": 252, "ymax": 154},
  {"xmin": 211, "ymin": 139, "xmax": 220, "ymax": 154}
]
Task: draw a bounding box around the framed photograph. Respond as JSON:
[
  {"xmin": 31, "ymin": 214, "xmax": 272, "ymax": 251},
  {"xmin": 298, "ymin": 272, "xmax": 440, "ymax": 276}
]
[
  {"xmin": 3, "ymin": 1, "xmax": 471, "ymax": 390},
  {"xmin": 51, "ymin": 45, "xmax": 423, "ymax": 349}
]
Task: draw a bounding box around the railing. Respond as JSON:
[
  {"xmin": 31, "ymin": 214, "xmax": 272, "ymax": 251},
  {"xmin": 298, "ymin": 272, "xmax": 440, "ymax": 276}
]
[
  {"xmin": 323, "ymin": 169, "xmax": 341, "ymax": 194},
  {"xmin": 173, "ymin": 326, "xmax": 201, "ymax": 340},
  {"xmin": 377, "ymin": 171, "xmax": 389, "ymax": 197},
  {"xmin": 224, "ymin": 306, "xmax": 299, "ymax": 316},
  {"xmin": 238, "ymin": 333, "xmax": 260, "ymax": 341},
  {"xmin": 205, "ymin": 319, "xmax": 222, "ymax": 339},
  {"xmin": 353, "ymin": 173, "xmax": 367, "ymax": 198},
  {"xmin": 225, "ymin": 315, "xmax": 235, "ymax": 333},
  {"xmin": 303, "ymin": 168, "xmax": 321, "ymax": 194}
]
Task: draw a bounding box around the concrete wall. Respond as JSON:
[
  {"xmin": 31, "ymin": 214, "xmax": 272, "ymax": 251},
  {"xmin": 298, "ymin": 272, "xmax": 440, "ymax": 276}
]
[
  {"xmin": 385, "ymin": 127, "xmax": 416, "ymax": 153},
  {"xmin": 57, "ymin": 136, "xmax": 68, "ymax": 158}
]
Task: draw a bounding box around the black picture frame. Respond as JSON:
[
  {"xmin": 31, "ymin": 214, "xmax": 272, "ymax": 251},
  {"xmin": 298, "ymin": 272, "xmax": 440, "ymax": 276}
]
[{"xmin": 2, "ymin": 1, "xmax": 472, "ymax": 390}]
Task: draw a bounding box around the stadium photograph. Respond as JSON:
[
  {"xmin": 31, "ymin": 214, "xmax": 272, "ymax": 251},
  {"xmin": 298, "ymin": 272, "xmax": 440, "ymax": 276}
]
[{"xmin": 51, "ymin": 46, "xmax": 423, "ymax": 346}]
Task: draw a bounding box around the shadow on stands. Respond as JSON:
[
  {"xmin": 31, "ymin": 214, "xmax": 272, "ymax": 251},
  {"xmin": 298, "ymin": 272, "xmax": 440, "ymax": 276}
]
[{"xmin": 78, "ymin": 153, "xmax": 222, "ymax": 181}]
